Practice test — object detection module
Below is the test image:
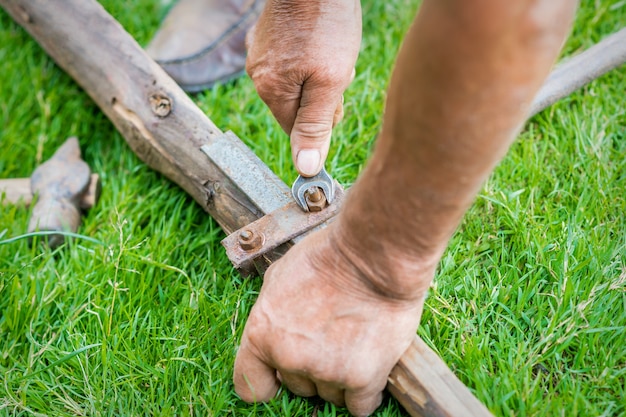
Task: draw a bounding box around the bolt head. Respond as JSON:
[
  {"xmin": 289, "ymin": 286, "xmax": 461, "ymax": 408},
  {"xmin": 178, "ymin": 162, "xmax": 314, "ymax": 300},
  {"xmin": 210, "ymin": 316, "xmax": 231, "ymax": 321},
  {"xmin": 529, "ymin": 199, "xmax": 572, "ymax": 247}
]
[
  {"xmin": 305, "ymin": 190, "xmax": 327, "ymax": 212},
  {"xmin": 238, "ymin": 229, "xmax": 263, "ymax": 251},
  {"xmin": 305, "ymin": 186, "xmax": 323, "ymax": 203}
]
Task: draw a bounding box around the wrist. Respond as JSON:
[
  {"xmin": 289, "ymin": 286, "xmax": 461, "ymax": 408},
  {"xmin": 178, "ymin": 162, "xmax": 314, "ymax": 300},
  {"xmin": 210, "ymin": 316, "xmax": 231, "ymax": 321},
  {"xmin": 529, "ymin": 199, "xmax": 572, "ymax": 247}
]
[
  {"xmin": 329, "ymin": 145, "xmax": 470, "ymax": 300},
  {"xmin": 327, "ymin": 216, "xmax": 439, "ymax": 303},
  {"xmin": 266, "ymin": 0, "xmax": 359, "ymax": 25}
]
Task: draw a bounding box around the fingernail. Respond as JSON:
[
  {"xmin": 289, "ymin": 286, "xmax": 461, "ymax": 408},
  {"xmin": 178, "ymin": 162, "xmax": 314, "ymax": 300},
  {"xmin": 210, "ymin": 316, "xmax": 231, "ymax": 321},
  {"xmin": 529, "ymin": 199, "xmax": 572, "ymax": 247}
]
[{"xmin": 296, "ymin": 149, "xmax": 321, "ymax": 177}]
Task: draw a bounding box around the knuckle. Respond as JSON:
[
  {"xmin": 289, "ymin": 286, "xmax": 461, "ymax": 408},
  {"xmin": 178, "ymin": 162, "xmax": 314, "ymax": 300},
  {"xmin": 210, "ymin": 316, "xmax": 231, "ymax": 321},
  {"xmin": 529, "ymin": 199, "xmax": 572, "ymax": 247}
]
[
  {"xmin": 234, "ymin": 383, "xmax": 255, "ymax": 403},
  {"xmin": 304, "ymin": 359, "xmax": 337, "ymax": 382},
  {"xmin": 275, "ymin": 350, "xmax": 311, "ymax": 374},
  {"xmin": 249, "ymin": 72, "xmax": 299, "ymax": 108},
  {"xmin": 351, "ymin": 404, "xmax": 378, "ymax": 417},
  {"xmin": 345, "ymin": 375, "xmax": 371, "ymax": 391},
  {"xmin": 344, "ymin": 367, "xmax": 382, "ymax": 392},
  {"xmin": 250, "ymin": 75, "xmax": 276, "ymax": 101},
  {"xmin": 311, "ymin": 64, "xmax": 350, "ymax": 87},
  {"xmin": 246, "ymin": 64, "xmax": 277, "ymax": 98},
  {"xmin": 272, "ymin": 345, "xmax": 319, "ymax": 377},
  {"xmin": 244, "ymin": 25, "xmax": 256, "ymax": 51}
]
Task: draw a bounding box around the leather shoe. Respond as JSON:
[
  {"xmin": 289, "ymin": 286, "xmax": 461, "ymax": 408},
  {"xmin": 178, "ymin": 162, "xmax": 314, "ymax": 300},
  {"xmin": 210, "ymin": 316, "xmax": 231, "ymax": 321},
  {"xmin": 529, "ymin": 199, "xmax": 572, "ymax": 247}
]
[{"xmin": 146, "ymin": 0, "xmax": 264, "ymax": 92}]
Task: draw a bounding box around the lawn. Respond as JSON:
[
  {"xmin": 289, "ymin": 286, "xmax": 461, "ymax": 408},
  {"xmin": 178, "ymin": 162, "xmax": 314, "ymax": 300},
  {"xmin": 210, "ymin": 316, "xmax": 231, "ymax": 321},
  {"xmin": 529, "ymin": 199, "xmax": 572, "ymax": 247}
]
[{"xmin": 1, "ymin": 0, "xmax": 625, "ymax": 416}]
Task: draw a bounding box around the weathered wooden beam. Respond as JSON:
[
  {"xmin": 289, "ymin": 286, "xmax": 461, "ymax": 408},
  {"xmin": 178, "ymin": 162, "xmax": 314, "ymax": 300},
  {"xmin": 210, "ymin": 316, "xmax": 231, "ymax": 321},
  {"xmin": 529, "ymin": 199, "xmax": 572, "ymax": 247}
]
[
  {"xmin": 0, "ymin": 0, "xmax": 291, "ymax": 238},
  {"xmin": 389, "ymin": 337, "xmax": 492, "ymax": 417}
]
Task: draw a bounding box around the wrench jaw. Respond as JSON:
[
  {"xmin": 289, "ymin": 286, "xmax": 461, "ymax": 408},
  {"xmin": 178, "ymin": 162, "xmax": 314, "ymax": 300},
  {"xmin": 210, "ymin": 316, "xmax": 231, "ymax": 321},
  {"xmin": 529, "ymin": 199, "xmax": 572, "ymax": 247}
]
[{"xmin": 291, "ymin": 167, "xmax": 336, "ymax": 212}]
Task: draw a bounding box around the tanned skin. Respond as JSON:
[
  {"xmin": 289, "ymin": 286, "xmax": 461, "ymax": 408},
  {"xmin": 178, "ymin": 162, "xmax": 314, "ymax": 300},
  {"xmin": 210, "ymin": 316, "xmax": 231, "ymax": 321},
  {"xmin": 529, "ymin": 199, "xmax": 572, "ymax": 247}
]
[{"xmin": 235, "ymin": 1, "xmax": 578, "ymax": 416}]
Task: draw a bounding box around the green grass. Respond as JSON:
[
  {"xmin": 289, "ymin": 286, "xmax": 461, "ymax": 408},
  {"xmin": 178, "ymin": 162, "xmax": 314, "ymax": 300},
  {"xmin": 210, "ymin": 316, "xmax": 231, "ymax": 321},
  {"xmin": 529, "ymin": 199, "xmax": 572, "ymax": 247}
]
[{"xmin": 1, "ymin": 0, "xmax": 625, "ymax": 415}]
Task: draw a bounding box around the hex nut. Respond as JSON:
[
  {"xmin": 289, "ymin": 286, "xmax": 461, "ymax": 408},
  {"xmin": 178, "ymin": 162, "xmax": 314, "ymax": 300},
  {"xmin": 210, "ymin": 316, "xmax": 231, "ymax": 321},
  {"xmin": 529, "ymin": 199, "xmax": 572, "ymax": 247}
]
[
  {"xmin": 238, "ymin": 229, "xmax": 264, "ymax": 251},
  {"xmin": 306, "ymin": 186, "xmax": 323, "ymax": 202},
  {"xmin": 305, "ymin": 187, "xmax": 327, "ymax": 212}
]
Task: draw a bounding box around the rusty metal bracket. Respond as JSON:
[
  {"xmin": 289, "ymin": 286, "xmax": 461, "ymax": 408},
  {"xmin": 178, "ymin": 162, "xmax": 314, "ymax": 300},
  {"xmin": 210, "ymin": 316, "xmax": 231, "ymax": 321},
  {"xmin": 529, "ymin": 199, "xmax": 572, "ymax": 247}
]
[
  {"xmin": 201, "ymin": 131, "xmax": 348, "ymax": 274},
  {"xmin": 222, "ymin": 184, "xmax": 345, "ymax": 272}
]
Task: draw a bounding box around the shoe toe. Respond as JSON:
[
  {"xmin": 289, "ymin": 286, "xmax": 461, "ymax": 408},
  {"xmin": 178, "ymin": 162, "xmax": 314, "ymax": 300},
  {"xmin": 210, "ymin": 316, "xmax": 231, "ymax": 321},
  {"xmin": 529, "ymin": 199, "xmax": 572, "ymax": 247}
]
[{"xmin": 146, "ymin": 0, "xmax": 264, "ymax": 91}]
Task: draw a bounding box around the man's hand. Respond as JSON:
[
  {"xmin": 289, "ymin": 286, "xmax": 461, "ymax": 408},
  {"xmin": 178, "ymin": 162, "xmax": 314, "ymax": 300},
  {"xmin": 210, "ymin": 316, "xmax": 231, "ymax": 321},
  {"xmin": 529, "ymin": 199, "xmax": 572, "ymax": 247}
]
[
  {"xmin": 246, "ymin": 0, "xmax": 361, "ymax": 177},
  {"xmin": 233, "ymin": 225, "xmax": 429, "ymax": 417}
]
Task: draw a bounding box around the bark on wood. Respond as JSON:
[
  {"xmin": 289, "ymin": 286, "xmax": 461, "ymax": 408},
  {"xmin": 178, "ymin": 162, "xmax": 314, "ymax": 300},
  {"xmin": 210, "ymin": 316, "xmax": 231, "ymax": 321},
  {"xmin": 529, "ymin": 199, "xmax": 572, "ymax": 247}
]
[
  {"xmin": 529, "ymin": 27, "xmax": 626, "ymax": 117},
  {"xmin": 389, "ymin": 337, "xmax": 492, "ymax": 417},
  {"xmin": 0, "ymin": 0, "xmax": 270, "ymax": 237}
]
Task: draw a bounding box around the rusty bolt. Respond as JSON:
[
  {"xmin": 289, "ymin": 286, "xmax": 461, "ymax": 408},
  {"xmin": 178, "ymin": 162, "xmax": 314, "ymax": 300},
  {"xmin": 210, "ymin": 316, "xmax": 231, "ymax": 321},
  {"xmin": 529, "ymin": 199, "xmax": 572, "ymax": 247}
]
[
  {"xmin": 238, "ymin": 229, "xmax": 263, "ymax": 251},
  {"xmin": 306, "ymin": 187, "xmax": 323, "ymax": 202},
  {"xmin": 305, "ymin": 187, "xmax": 327, "ymax": 212}
]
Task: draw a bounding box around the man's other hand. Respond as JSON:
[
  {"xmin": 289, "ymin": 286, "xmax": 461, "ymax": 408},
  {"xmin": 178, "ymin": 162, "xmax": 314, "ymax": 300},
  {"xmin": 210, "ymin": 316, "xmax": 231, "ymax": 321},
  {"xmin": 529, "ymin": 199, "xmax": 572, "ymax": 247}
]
[{"xmin": 233, "ymin": 225, "xmax": 428, "ymax": 417}]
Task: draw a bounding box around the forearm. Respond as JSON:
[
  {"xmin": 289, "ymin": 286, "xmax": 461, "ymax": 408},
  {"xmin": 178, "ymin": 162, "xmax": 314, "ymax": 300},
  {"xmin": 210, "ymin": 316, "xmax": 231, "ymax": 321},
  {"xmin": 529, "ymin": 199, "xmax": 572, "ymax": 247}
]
[{"xmin": 335, "ymin": 0, "xmax": 578, "ymax": 299}]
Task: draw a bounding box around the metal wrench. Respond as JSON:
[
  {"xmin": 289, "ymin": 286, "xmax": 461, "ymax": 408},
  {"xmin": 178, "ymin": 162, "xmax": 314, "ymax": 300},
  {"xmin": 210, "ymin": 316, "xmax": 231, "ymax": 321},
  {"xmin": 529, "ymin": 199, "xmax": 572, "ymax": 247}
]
[{"xmin": 291, "ymin": 167, "xmax": 336, "ymax": 212}]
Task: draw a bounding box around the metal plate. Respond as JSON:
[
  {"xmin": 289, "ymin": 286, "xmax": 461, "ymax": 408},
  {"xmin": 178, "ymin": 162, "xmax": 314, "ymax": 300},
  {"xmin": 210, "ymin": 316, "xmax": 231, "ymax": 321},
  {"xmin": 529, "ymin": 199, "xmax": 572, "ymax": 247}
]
[
  {"xmin": 200, "ymin": 131, "xmax": 292, "ymax": 214},
  {"xmin": 222, "ymin": 184, "xmax": 345, "ymax": 269}
]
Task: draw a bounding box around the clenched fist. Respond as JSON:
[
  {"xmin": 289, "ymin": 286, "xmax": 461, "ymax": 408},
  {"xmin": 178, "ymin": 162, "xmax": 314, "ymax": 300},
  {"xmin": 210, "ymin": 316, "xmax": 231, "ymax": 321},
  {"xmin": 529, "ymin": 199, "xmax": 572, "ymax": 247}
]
[{"xmin": 233, "ymin": 224, "xmax": 429, "ymax": 416}]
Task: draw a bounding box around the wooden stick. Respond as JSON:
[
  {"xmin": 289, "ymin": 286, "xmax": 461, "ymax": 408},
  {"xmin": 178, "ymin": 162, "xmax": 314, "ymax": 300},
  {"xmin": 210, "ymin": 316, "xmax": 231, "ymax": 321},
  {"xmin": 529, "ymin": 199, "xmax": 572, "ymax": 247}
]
[
  {"xmin": 389, "ymin": 337, "xmax": 491, "ymax": 416},
  {"xmin": 530, "ymin": 27, "xmax": 626, "ymax": 117},
  {"xmin": 0, "ymin": 0, "xmax": 265, "ymax": 236}
]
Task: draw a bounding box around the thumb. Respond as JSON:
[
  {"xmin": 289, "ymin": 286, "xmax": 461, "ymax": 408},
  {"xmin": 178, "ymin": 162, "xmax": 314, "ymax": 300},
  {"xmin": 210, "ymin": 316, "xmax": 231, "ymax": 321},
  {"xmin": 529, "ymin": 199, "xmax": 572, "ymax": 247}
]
[{"xmin": 291, "ymin": 85, "xmax": 343, "ymax": 177}]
